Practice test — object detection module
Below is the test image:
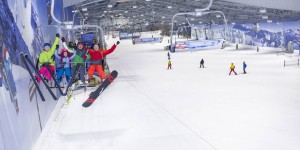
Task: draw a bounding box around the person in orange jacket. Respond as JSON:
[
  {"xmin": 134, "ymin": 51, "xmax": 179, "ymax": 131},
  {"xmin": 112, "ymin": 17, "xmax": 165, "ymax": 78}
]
[{"xmin": 87, "ymin": 41, "xmax": 120, "ymax": 82}]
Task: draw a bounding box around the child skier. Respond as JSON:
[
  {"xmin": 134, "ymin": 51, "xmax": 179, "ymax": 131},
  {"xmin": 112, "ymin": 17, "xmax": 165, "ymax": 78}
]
[
  {"xmin": 167, "ymin": 60, "xmax": 172, "ymax": 69},
  {"xmin": 72, "ymin": 41, "xmax": 88, "ymax": 84},
  {"xmin": 243, "ymin": 61, "xmax": 247, "ymax": 74},
  {"xmin": 229, "ymin": 63, "xmax": 237, "ymax": 75},
  {"xmin": 36, "ymin": 33, "xmax": 60, "ymax": 83},
  {"xmin": 87, "ymin": 41, "xmax": 120, "ymax": 83},
  {"xmin": 167, "ymin": 52, "xmax": 170, "ymax": 60},
  {"xmin": 55, "ymin": 47, "xmax": 76, "ymax": 84}
]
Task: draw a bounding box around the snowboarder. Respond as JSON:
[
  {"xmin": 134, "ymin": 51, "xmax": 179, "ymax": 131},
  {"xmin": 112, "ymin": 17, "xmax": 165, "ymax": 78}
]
[
  {"xmin": 200, "ymin": 59, "xmax": 204, "ymax": 68},
  {"xmin": 55, "ymin": 47, "xmax": 76, "ymax": 84},
  {"xmin": 87, "ymin": 41, "xmax": 120, "ymax": 83},
  {"xmin": 229, "ymin": 63, "xmax": 237, "ymax": 75},
  {"xmin": 167, "ymin": 60, "xmax": 172, "ymax": 69},
  {"xmin": 36, "ymin": 33, "xmax": 60, "ymax": 83},
  {"xmin": 243, "ymin": 61, "xmax": 247, "ymax": 74},
  {"xmin": 167, "ymin": 52, "xmax": 170, "ymax": 60}
]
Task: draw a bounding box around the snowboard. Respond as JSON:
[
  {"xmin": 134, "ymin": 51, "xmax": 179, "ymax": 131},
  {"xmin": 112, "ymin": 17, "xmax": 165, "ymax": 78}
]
[{"xmin": 82, "ymin": 70, "xmax": 118, "ymax": 108}]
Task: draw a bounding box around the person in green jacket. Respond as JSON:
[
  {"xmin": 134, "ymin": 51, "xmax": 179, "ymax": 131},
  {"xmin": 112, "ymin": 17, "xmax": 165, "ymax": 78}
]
[
  {"xmin": 72, "ymin": 41, "xmax": 88, "ymax": 84},
  {"xmin": 36, "ymin": 33, "xmax": 60, "ymax": 83}
]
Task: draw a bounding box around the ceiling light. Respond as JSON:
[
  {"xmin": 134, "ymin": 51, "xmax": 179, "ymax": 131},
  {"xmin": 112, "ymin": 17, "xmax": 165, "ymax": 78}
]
[
  {"xmin": 174, "ymin": 20, "xmax": 177, "ymax": 22},
  {"xmin": 199, "ymin": 21, "xmax": 202, "ymax": 24},
  {"xmin": 146, "ymin": 0, "xmax": 151, "ymax": 1},
  {"xmin": 231, "ymin": 22, "xmax": 236, "ymax": 25},
  {"xmin": 162, "ymin": 16, "xmax": 165, "ymax": 18},
  {"xmin": 108, "ymin": 4, "xmax": 113, "ymax": 8},
  {"xmin": 124, "ymin": 11, "xmax": 128, "ymax": 13},
  {"xmin": 216, "ymin": 14, "xmax": 221, "ymax": 18},
  {"xmin": 119, "ymin": 14, "xmax": 122, "ymax": 15},
  {"xmin": 191, "ymin": 18, "xmax": 194, "ymax": 21},
  {"xmin": 259, "ymin": 8, "xmax": 267, "ymax": 13},
  {"xmin": 82, "ymin": 8, "xmax": 87, "ymax": 11},
  {"xmin": 168, "ymin": 6, "xmax": 172, "ymax": 9},
  {"xmin": 133, "ymin": 16, "xmax": 136, "ymax": 18},
  {"xmin": 195, "ymin": 11, "xmax": 202, "ymax": 16},
  {"xmin": 153, "ymin": 11, "xmax": 155, "ymax": 14},
  {"xmin": 262, "ymin": 15, "xmax": 268, "ymax": 19},
  {"xmin": 104, "ymin": 11, "xmax": 107, "ymax": 13},
  {"xmin": 141, "ymin": 14, "xmax": 144, "ymax": 16},
  {"xmin": 267, "ymin": 20, "xmax": 272, "ymax": 23},
  {"xmin": 133, "ymin": 5, "xmax": 137, "ymax": 8}
]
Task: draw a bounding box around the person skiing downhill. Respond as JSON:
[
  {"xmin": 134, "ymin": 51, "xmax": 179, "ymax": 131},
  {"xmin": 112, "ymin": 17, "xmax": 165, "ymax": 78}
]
[
  {"xmin": 36, "ymin": 33, "xmax": 60, "ymax": 83},
  {"xmin": 200, "ymin": 59, "xmax": 204, "ymax": 68},
  {"xmin": 167, "ymin": 60, "xmax": 172, "ymax": 69},
  {"xmin": 229, "ymin": 63, "xmax": 237, "ymax": 75},
  {"xmin": 167, "ymin": 52, "xmax": 170, "ymax": 60},
  {"xmin": 55, "ymin": 47, "xmax": 76, "ymax": 84},
  {"xmin": 87, "ymin": 41, "xmax": 120, "ymax": 83},
  {"xmin": 243, "ymin": 61, "xmax": 247, "ymax": 74}
]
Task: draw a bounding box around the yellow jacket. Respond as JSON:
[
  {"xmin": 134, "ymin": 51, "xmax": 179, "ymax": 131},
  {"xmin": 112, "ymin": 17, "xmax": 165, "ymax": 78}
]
[
  {"xmin": 230, "ymin": 64, "xmax": 235, "ymax": 69},
  {"xmin": 39, "ymin": 37, "xmax": 60, "ymax": 67},
  {"xmin": 168, "ymin": 60, "xmax": 171, "ymax": 65}
]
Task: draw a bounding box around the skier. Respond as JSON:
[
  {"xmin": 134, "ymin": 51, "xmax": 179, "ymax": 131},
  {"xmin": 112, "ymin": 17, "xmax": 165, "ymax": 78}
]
[
  {"xmin": 236, "ymin": 43, "xmax": 238, "ymax": 50},
  {"xmin": 257, "ymin": 46, "xmax": 259, "ymax": 52},
  {"xmin": 87, "ymin": 41, "xmax": 120, "ymax": 83},
  {"xmin": 167, "ymin": 60, "xmax": 172, "ymax": 69},
  {"xmin": 200, "ymin": 59, "xmax": 204, "ymax": 68},
  {"xmin": 36, "ymin": 33, "xmax": 60, "ymax": 83},
  {"xmin": 72, "ymin": 41, "xmax": 88, "ymax": 84},
  {"xmin": 167, "ymin": 52, "xmax": 170, "ymax": 60},
  {"xmin": 229, "ymin": 63, "xmax": 237, "ymax": 75},
  {"xmin": 55, "ymin": 47, "xmax": 76, "ymax": 84},
  {"xmin": 243, "ymin": 61, "xmax": 247, "ymax": 74}
]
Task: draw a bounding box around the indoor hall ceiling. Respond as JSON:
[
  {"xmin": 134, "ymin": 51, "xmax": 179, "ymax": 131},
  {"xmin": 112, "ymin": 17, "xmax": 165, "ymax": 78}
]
[{"xmin": 68, "ymin": 0, "xmax": 300, "ymax": 30}]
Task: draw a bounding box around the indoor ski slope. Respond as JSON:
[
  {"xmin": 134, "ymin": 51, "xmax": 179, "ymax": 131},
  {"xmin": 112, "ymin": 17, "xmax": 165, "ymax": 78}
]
[{"xmin": 33, "ymin": 38, "xmax": 300, "ymax": 150}]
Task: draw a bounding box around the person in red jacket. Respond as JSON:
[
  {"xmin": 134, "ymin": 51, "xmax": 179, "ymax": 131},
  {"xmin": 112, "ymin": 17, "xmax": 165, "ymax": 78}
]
[{"xmin": 87, "ymin": 41, "xmax": 120, "ymax": 83}]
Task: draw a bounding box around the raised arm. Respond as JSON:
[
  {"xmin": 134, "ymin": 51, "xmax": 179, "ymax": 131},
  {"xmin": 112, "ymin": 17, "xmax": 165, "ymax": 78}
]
[
  {"xmin": 62, "ymin": 37, "xmax": 73, "ymax": 53},
  {"xmin": 49, "ymin": 33, "xmax": 60, "ymax": 56},
  {"xmin": 102, "ymin": 44, "xmax": 117, "ymax": 56},
  {"xmin": 54, "ymin": 50, "xmax": 61, "ymax": 59}
]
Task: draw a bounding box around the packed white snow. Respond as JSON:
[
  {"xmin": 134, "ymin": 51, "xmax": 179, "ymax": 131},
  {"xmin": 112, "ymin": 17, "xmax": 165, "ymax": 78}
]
[{"xmin": 33, "ymin": 37, "xmax": 300, "ymax": 150}]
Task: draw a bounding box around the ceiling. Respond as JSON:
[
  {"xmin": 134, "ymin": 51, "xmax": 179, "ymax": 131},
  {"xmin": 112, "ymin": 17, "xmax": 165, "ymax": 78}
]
[{"xmin": 64, "ymin": 0, "xmax": 300, "ymax": 31}]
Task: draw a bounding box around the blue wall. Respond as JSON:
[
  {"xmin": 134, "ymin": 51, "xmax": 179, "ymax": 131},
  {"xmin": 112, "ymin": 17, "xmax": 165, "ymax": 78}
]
[
  {"xmin": 211, "ymin": 21, "xmax": 300, "ymax": 50},
  {"xmin": 0, "ymin": 0, "xmax": 64, "ymax": 150}
]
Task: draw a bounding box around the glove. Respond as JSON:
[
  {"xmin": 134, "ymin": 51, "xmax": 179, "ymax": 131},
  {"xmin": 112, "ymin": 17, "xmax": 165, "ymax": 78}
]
[
  {"xmin": 56, "ymin": 33, "xmax": 60, "ymax": 38},
  {"xmin": 116, "ymin": 41, "xmax": 120, "ymax": 45},
  {"xmin": 62, "ymin": 37, "xmax": 65, "ymax": 42}
]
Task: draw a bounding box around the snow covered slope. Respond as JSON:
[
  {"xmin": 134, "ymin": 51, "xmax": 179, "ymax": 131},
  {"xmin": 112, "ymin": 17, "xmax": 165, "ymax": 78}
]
[{"xmin": 34, "ymin": 37, "xmax": 300, "ymax": 150}]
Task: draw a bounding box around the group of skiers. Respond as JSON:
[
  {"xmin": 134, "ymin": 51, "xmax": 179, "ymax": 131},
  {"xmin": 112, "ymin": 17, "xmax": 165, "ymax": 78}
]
[
  {"xmin": 166, "ymin": 52, "xmax": 247, "ymax": 75},
  {"xmin": 229, "ymin": 61, "xmax": 247, "ymax": 75},
  {"xmin": 35, "ymin": 33, "xmax": 120, "ymax": 86}
]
